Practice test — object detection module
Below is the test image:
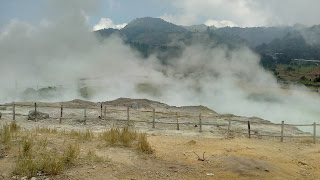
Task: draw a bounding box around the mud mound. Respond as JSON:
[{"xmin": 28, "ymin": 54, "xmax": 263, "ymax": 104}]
[
  {"xmin": 175, "ymin": 105, "xmax": 217, "ymax": 114},
  {"xmin": 103, "ymin": 98, "xmax": 170, "ymax": 109},
  {"xmin": 60, "ymin": 99, "xmax": 98, "ymax": 108}
]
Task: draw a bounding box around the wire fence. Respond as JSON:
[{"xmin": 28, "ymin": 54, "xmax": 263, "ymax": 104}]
[{"xmin": 0, "ymin": 102, "xmax": 319, "ymax": 144}]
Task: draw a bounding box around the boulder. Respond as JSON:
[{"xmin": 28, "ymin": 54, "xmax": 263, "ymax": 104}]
[
  {"xmin": 28, "ymin": 110, "xmax": 49, "ymax": 120},
  {"xmin": 131, "ymin": 102, "xmax": 139, "ymax": 109}
]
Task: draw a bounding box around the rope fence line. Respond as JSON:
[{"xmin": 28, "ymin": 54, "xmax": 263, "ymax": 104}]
[{"xmin": 0, "ymin": 102, "xmax": 319, "ymax": 144}]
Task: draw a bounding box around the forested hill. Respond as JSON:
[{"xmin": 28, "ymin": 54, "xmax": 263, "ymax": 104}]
[{"xmin": 95, "ymin": 17, "xmax": 320, "ymax": 64}]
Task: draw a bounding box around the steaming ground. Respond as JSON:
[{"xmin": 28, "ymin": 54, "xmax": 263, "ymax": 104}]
[{"xmin": 1, "ymin": 0, "xmax": 320, "ymax": 129}]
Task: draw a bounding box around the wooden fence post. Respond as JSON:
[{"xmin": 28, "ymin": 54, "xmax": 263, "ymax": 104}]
[
  {"xmin": 227, "ymin": 119, "xmax": 231, "ymax": 138},
  {"xmin": 127, "ymin": 107, "xmax": 130, "ymax": 126},
  {"xmin": 13, "ymin": 102, "xmax": 15, "ymax": 121},
  {"xmin": 176, "ymin": 112, "xmax": 179, "ymax": 130},
  {"xmin": 281, "ymin": 121, "xmax": 284, "ymax": 142},
  {"xmin": 199, "ymin": 113, "xmax": 202, "ymax": 133},
  {"xmin": 152, "ymin": 108, "xmax": 155, "ymax": 128},
  {"xmin": 60, "ymin": 105, "xmax": 63, "ymax": 124},
  {"xmin": 100, "ymin": 103, "xmax": 103, "ymax": 118},
  {"xmin": 34, "ymin": 103, "xmax": 37, "ymax": 122},
  {"xmin": 248, "ymin": 121, "xmax": 251, "ymax": 138},
  {"xmin": 104, "ymin": 106, "xmax": 106, "ymax": 119},
  {"xmin": 84, "ymin": 106, "xmax": 87, "ymax": 125},
  {"xmin": 313, "ymin": 122, "xmax": 317, "ymax": 144}
]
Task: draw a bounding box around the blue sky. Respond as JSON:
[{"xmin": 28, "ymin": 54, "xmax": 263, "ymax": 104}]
[
  {"xmin": 1, "ymin": 0, "xmax": 320, "ymax": 29},
  {"xmin": 0, "ymin": 0, "xmax": 174, "ymax": 27}
]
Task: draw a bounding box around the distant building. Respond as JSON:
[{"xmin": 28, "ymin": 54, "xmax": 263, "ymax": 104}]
[{"xmin": 308, "ymin": 68, "xmax": 320, "ymax": 78}]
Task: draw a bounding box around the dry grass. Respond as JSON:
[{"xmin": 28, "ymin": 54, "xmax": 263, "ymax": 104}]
[
  {"xmin": 61, "ymin": 129, "xmax": 94, "ymax": 142},
  {"xmin": 99, "ymin": 126, "xmax": 153, "ymax": 154},
  {"xmin": 0, "ymin": 123, "xmax": 153, "ymax": 179},
  {"xmin": 0, "ymin": 124, "xmax": 11, "ymax": 145},
  {"xmin": 100, "ymin": 126, "xmax": 138, "ymax": 147},
  {"xmin": 136, "ymin": 133, "xmax": 153, "ymax": 154},
  {"xmin": 86, "ymin": 150, "xmax": 105, "ymax": 163},
  {"xmin": 35, "ymin": 126, "xmax": 57, "ymax": 134},
  {"xmin": 0, "ymin": 121, "xmax": 20, "ymax": 148},
  {"xmin": 13, "ymin": 137, "xmax": 79, "ymax": 178}
]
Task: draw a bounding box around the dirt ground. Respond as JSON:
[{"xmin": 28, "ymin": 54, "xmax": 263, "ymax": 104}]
[{"xmin": 1, "ymin": 98, "xmax": 320, "ymax": 179}]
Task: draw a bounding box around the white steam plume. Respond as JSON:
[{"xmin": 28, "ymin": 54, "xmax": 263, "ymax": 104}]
[{"xmin": 0, "ymin": 0, "xmax": 320, "ymax": 130}]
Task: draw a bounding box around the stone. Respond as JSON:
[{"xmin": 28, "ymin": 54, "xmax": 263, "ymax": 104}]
[
  {"xmin": 30, "ymin": 177, "xmax": 37, "ymax": 180},
  {"xmin": 131, "ymin": 102, "xmax": 139, "ymax": 109},
  {"xmin": 28, "ymin": 110, "xmax": 49, "ymax": 120}
]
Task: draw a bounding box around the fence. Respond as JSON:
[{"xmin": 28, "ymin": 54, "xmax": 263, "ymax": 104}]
[{"xmin": 0, "ymin": 102, "xmax": 319, "ymax": 144}]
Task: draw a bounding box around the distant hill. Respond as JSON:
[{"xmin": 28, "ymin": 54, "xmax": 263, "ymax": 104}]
[
  {"xmin": 256, "ymin": 28, "xmax": 320, "ymax": 62},
  {"xmin": 182, "ymin": 24, "xmax": 216, "ymax": 32},
  {"xmin": 215, "ymin": 27, "xmax": 293, "ymax": 47},
  {"xmin": 120, "ymin": 17, "xmax": 188, "ymax": 46},
  {"xmin": 95, "ymin": 17, "xmax": 320, "ymax": 64}
]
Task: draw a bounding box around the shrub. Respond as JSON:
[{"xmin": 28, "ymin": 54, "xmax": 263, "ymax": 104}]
[
  {"xmin": 100, "ymin": 127, "xmax": 137, "ymax": 147},
  {"xmin": 136, "ymin": 133, "xmax": 153, "ymax": 154}
]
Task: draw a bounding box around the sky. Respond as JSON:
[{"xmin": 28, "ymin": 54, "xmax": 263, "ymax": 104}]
[{"xmin": 1, "ymin": 0, "xmax": 320, "ymax": 30}]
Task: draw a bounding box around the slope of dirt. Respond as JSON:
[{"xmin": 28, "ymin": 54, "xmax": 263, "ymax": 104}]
[{"xmin": 103, "ymin": 97, "xmax": 170, "ymax": 109}]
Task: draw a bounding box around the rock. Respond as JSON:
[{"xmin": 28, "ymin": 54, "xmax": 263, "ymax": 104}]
[
  {"xmin": 21, "ymin": 176, "xmax": 27, "ymax": 180},
  {"xmin": 0, "ymin": 155, "xmax": 8, "ymax": 159},
  {"xmin": 298, "ymin": 161, "xmax": 308, "ymax": 165},
  {"xmin": 28, "ymin": 110, "xmax": 49, "ymax": 120},
  {"xmin": 0, "ymin": 112, "xmax": 2, "ymax": 119},
  {"xmin": 187, "ymin": 140, "xmax": 196, "ymax": 145},
  {"xmin": 31, "ymin": 177, "xmax": 37, "ymax": 180},
  {"xmin": 131, "ymin": 102, "xmax": 139, "ymax": 109}
]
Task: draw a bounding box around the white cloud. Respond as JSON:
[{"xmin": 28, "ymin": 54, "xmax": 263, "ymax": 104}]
[
  {"xmin": 205, "ymin": 19, "xmax": 238, "ymax": 28},
  {"xmin": 93, "ymin": 18, "xmax": 127, "ymax": 31},
  {"xmin": 157, "ymin": 0, "xmax": 320, "ymax": 27}
]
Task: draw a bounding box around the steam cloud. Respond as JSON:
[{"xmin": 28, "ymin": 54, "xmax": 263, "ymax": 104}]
[{"xmin": 1, "ymin": 0, "xmax": 320, "ymax": 130}]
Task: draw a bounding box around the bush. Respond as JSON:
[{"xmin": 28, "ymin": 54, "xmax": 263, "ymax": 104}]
[
  {"xmin": 136, "ymin": 133, "xmax": 153, "ymax": 154},
  {"xmin": 314, "ymin": 77, "xmax": 320, "ymax": 82},
  {"xmin": 300, "ymin": 76, "xmax": 307, "ymax": 81},
  {"xmin": 285, "ymin": 66, "xmax": 295, "ymax": 72},
  {"xmin": 100, "ymin": 127, "xmax": 137, "ymax": 147},
  {"xmin": 100, "ymin": 127, "xmax": 152, "ymax": 154}
]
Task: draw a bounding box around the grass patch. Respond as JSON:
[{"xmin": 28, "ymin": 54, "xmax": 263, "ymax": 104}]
[
  {"xmin": 1, "ymin": 124, "xmax": 152, "ymax": 179},
  {"xmin": 61, "ymin": 129, "xmax": 94, "ymax": 142},
  {"xmin": 100, "ymin": 127, "xmax": 153, "ymax": 154},
  {"xmin": 86, "ymin": 150, "xmax": 105, "ymax": 163},
  {"xmin": 100, "ymin": 126, "xmax": 137, "ymax": 147},
  {"xmin": 136, "ymin": 133, "xmax": 153, "ymax": 154},
  {"xmin": 10, "ymin": 121, "xmax": 20, "ymax": 132},
  {"xmin": 35, "ymin": 126, "xmax": 57, "ymax": 134},
  {"xmin": 0, "ymin": 121, "xmax": 20, "ymax": 148},
  {"xmin": 13, "ymin": 137, "xmax": 79, "ymax": 178},
  {"xmin": 0, "ymin": 124, "xmax": 11, "ymax": 145}
]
